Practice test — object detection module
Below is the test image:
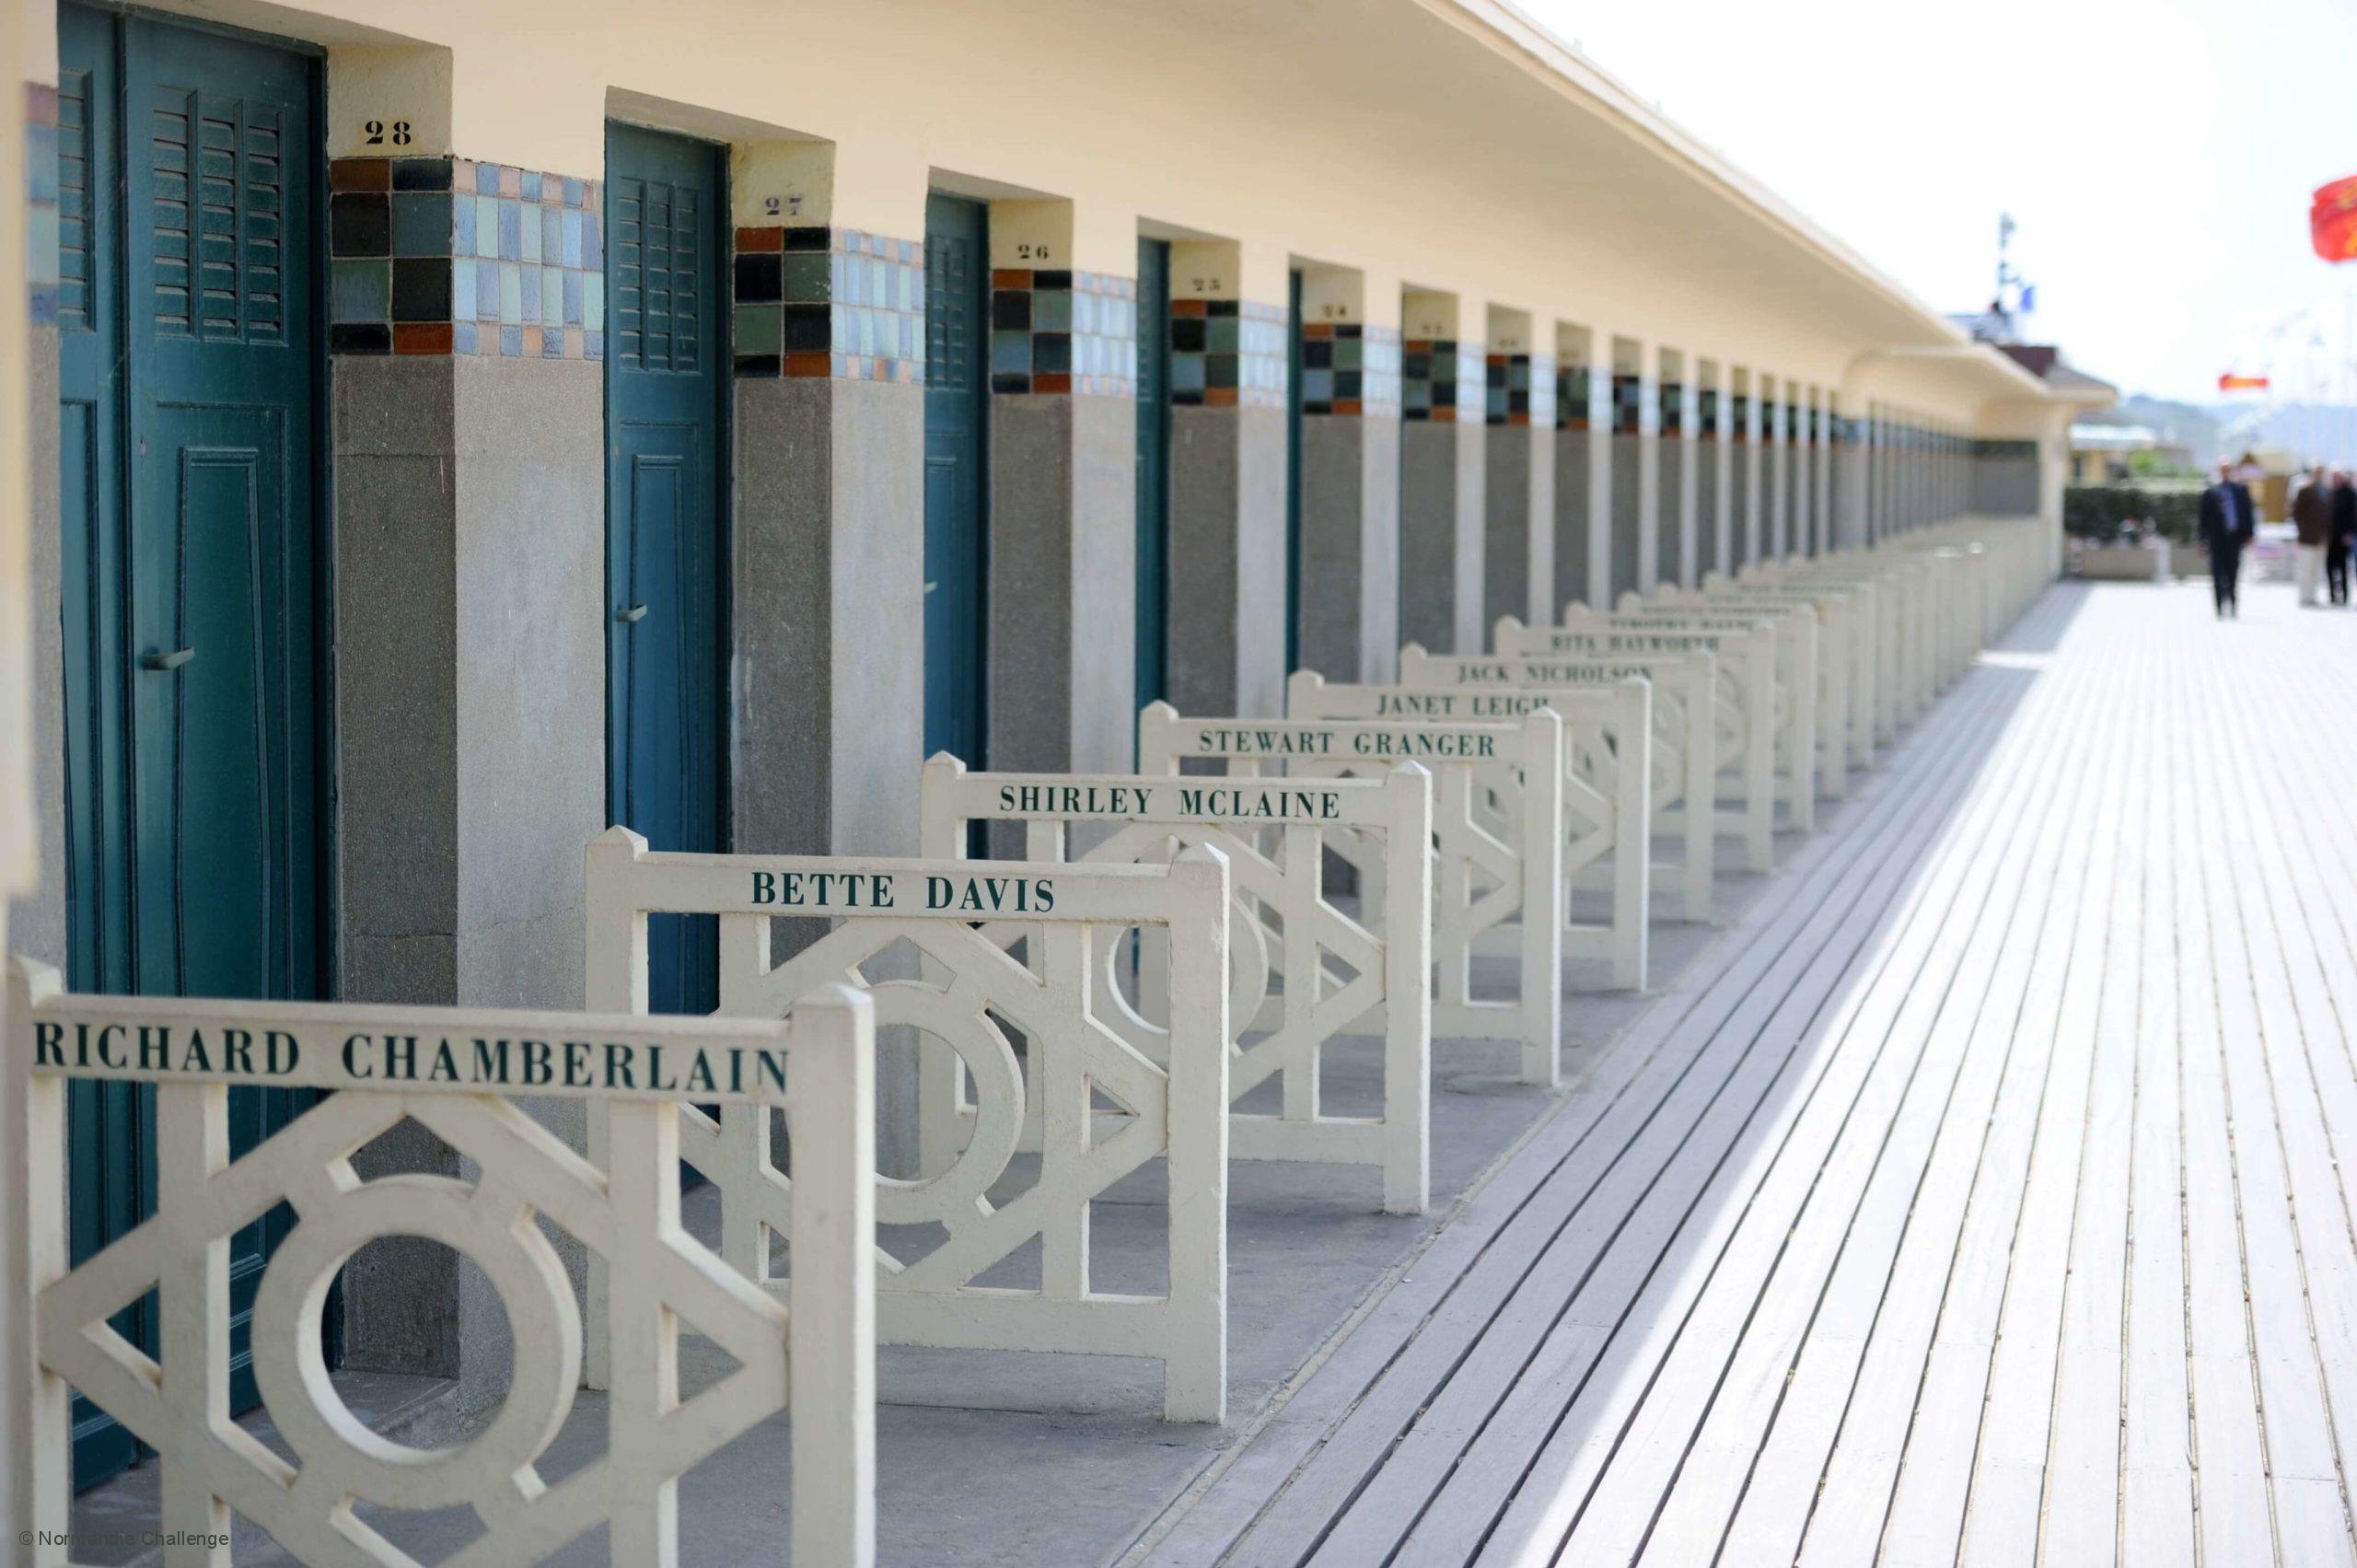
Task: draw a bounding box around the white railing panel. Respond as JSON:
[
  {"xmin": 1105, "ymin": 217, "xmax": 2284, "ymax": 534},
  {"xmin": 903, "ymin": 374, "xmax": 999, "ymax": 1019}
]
[
  {"xmin": 921, "ymin": 753, "xmax": 1433, "ymax": 1212},
  {"xmin": 582, "ymin": 834, "xmax": 1234, "ymax": 1423},
  {"xmin": 1285, "ymin": 673, "xmax": 1651, "ymax": 993},
  {"xmin": 6, "ymin": 960, "xmax": 874, "ymax": 1568},
  {"xmin": 1398, "ymin": 645, "xmax": 1712, "ymax": 939},
  {"xmin": 1139, "ymin": 702, "xmax": 1564, "ymax": 1087},
  {"xmin": 1506, "ymin": 609, "xmax": 1783, "ymax": 877}
]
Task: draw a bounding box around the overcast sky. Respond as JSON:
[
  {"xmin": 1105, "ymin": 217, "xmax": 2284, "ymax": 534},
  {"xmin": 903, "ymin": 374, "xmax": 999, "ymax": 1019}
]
[{"xmin": 1515, "ymin": 0, "xmax": 2357, "ymax": 405}]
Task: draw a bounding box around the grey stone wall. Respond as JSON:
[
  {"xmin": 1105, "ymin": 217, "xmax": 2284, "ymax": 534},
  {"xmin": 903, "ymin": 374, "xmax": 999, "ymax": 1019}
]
[
  {"xmin": 1610, "ymin": 432, "xmax": 1643, "ymax": 602},
  {"xmin": 1659, "ymin": 433, "xmax": 1685, "ymax": 587},
  {"xmin": 734, "ymin": 374, "xmax": 923, "ymax": 1184},
  {"xmin": 1296, "ymin": 414, "xmax": 1400, "ymax": 682},
  {"xmin": 1483, "ymin": 424, "xmax": 1532, "ymax": 634},
  {"xmin": 450, "ymin": 354, "xmax": 603, "ymax": 1015},
  {"xmin": 1695, "ymin": 449, "xmax": 1720, "ymax": 581},
  {"xmin": 1975, "ymin": 453, "xmax": 2040, "ymax": 516},
  {"xmin": 1399, "ymin": 422, "xmax": 1461, "ymax": 652},
  {"xmin": 1552, "ymin": 427, "xmax": 1590, "ymax": 616},
  {"xmin": 1169, "ymin": 403, "xmax": 1287, "ymax": 716},
  {"xmin": 331, "ymin": 353, "xmax": 606, "ymax": 1402}
]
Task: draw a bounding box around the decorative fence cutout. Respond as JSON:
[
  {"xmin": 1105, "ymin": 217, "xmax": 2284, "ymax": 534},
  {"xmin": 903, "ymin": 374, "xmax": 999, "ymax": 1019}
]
[
  {"xmin": 1502, "ymin": 609, "xmax": 1782, "ymax": 877},
  {"xmin": 582, "ymin": 830, "xmax": 1236, "ymax": 1423},
  {"xmin": 1396, "ymin": 644, "xmax": 1713, "ymax": 937},
  {"xmin": 920, "ymin": 753, "xmax": 1434, "ymax": 1212},
  {"xmin": 1285, "ymin": 671, "xmax": 1651, "ymax": 993},
  {"xmin": 7, "ymin": 959, "xmax": 877, "ymax": 1568},
  {"xmin": 1135, "ymin": 701, "xmax": 1564, "ymax": 1086}
]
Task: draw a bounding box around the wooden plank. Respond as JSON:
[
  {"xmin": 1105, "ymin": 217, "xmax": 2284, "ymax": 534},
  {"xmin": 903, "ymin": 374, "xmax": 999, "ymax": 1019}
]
[
  {"xmin": 1568, "ymin": 606, "xmax": 2116, "ymax": 1568},
  {"xmin": 1952, "ymin": 637, "xmax": 2135, "ymax": 1567},
  {"xmin": 2173, "ymin": 633, "xmax": 2281, "ymax": 1568},
  {"xmin": 2200, "ymin": 621, "xmax": 2357, "ymax": 1553},
  {"xmin": 1429, "ymin": 669, "xmax": 2050, "ymax": 1566},
  {"xmin": 1174, "ymin": 654, "xmax": 2020, "ymax": 1568},
  {"xmin": 1807, "ymin": 645, "xmax": 2124, "ymax": 1565},
  {"xmin": 2117, "ymin": 592, "xmax": 2196, "ymax": 1568},
  {"xmin": 1655, "ymin": 590, "xmax": 2119, "ymax": 1568},
  {"xmin": 1283, "ymin": 731, "xmax": 1970, "ymax": 1568},
  {"xmin": 2186, "ymin": 633, "xmax": 2348, "ymax": 1558},
  {"xmin": 1144, "ymin": 578, "xmax": 2357, "ymax": 1568}
]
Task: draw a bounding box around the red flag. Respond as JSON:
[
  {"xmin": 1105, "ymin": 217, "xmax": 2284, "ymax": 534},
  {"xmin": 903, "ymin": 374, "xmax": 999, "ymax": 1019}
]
[{"xmin": 2312, "ymin": 176, "xmax": 2357, "ymax": 261}]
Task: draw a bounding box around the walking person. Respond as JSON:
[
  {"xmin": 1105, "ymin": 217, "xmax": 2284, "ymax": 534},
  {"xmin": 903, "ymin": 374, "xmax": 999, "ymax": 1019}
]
[
  {"xmin": 2293, "ymin": 465, "xmax": 2332, "ymax": 607},
  {"xmin": 2330, "ymin": 468, "xmax": 2356, "ymax": 606},
  {"xmin": 2200, "ymin": 460, "xmax": 2256, "ymax": 618}
]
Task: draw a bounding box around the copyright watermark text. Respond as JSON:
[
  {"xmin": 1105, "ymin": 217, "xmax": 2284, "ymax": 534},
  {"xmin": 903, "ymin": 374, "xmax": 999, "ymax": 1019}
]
[{"xmin": 19, "ymin": 1529, "xmax": 232, "ymax": 1550}]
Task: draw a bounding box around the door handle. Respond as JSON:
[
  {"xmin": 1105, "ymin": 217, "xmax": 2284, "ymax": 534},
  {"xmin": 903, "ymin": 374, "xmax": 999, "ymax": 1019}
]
[
  {"xmin": 616, "ymin": 604, "xmax": 649, "ymax": 624},
  {"xmin": 140, "ymin": 647, "xmax": 195, "ymax": 673}
]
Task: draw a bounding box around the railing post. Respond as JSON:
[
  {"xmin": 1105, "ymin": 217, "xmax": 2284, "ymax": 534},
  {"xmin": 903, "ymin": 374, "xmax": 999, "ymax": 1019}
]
[
  {"xmin": 1610, "ymin": 679, "xmax": 1653, "ymax": 992},
  {"xmin": 1379, "ymin": 762, "xmax": 1434, "ymax": 1214},
  {"xmin": 1517, "ymin": 709, "xmax": 1566, "ymax": 1087},
  {"xmin": 582, "ymin": 826, "xmax": 652, "ymax": 1392},
  {"xmin": 7, "ymin": 960, "xmax": 69, "ymax": 1565},
  {"xmin": 788, "ymin": 984, "xmax": 877, "ymax": 1568},
  {"xmin": 156, "ymin": 1082, "xmax": 233, "ymax": 1567},
  {"xmin": 1161, "ymin": 844, "xmax": 1232, "ymax": 1423}
]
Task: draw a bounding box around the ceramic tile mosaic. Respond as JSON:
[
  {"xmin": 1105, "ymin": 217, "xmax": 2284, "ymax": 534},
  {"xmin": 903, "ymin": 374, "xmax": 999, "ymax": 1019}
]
[
  {"xmin": 732, "ymin": 226, "xmax": 923, "ymax": 382},
  {"xmin": 27, "ymin": 82, "xmax": 61, "ymax": 328},
  {"xmin": 1611, "ymin": 373, "xmax": 1643, "ymax": 436},
  {"xmin": 1403, "ymin": 338, "xmax": 1469, "ymax": 424},
  {"xmin": 1300, "ymin": 322, "xmax": 1402, "ymax": 417},
  {"xmin": 1486, "ymin": 354, "xmax": 1526, "ymax": 426},
  {"xmin": 1556, "ymin": 364, "xmax": 1592, "ymax": 431},
  {"xmin": 1483, "ymin": 352, "xmax": 1556, "ymax": 427},
  {"xmin": 1171, "ymin": 298, "xmax": 1286, "ymax": 410},
  {"xmin": 327, "ymin": 154, "xmax": 601, "ymax": 359},
  {"xmin": 986, "ymin": 267, "xmax": 1133, "ymax": 396}
]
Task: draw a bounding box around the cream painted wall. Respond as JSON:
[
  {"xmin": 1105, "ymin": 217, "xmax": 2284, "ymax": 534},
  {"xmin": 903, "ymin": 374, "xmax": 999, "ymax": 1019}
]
[{"xmin": 82, "ymin": 0, "xmax": 2062, "ymax": 428}]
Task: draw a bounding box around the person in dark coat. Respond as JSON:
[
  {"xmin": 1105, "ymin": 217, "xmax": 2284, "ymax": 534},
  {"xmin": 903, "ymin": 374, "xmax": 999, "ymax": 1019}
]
[
  {"xmin": 2330, "ymin": 470, "xmax": 2356, "ymax": 607},
  {"xmin": 2200, "ymin": 461, "xmax": 2257, "ymax": 618},
  {"xmin": 2293, "ymin": 466, "xmax": 2334, "ymax": 606}
]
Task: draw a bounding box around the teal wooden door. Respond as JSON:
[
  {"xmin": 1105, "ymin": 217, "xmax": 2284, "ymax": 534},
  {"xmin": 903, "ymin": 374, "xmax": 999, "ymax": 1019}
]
[
  {"xmin": 57, "ymin": 2, "xmax": 326, "ymax": 1487},
  {"xmin": 605, "ymin": 124, "xmax": 727, "ymax": 1016},
  {"xmin": 923, "ymin": 193, "xmax": 987, "ymax": 765},
  {"xmin": 1134, "ymin": 237, "xmax": 1170, "ymax": 724}
]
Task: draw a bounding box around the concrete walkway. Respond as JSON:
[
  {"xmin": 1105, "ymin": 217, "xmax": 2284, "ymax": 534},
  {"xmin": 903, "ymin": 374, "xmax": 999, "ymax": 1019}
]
[{"xmin": 1141, "ymin": 578, "xmax": 2357, "ymax": 1567}]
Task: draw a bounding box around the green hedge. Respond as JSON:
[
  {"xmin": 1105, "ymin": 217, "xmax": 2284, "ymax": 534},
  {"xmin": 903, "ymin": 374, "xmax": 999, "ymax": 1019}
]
[{"xmin": 2064, "ymin": 484, "xmax": 2202, "ymax": 543}]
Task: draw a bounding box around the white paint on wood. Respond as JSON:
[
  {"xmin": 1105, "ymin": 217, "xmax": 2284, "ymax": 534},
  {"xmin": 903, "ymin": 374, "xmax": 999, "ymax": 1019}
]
[
  {"xmin": 1284, "ymin": 672, "xmax": 1651, "ymax": 993},
  {"xmin": 581, "ymin": 830, "xmax": 1236, "ymax": 1423},
  {"xmin": 1144, "ymin": 700, "xmax": 1564, "ymax": 1087},
  {"xmin": 919, "ymin": 750, "xmax": 1435, "ymax": 1212},
  {"xmin": 1397, "ymin": 644, "xmax": 1710, "ymax": 943},
  {"xmin": 6, "ymin": 959, "xmax": 877, "ymax": 1568}
]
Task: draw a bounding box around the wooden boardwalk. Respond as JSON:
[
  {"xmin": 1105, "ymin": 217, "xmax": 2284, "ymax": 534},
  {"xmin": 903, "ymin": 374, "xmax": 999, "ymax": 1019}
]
[{"xmin": 1135, "ymin": 579, "xmax": 2357, "ymax": 1568}]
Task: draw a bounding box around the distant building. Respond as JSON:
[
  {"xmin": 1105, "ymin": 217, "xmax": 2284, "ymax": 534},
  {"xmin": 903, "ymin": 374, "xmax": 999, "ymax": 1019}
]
[{"xmin": 2068, "ymin": 424, "xmax": 2197, "ymax": 483}]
